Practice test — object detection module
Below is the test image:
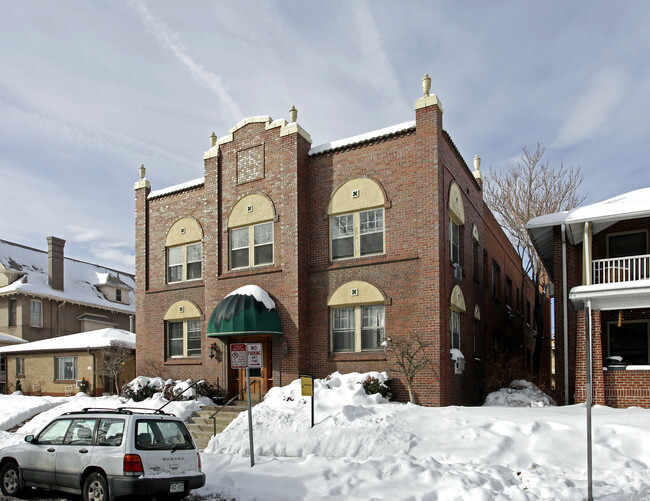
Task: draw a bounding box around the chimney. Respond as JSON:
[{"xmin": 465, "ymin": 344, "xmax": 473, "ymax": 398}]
[{"xmin": 47, "ymin": 236, "xmax": 65, "ymax": 291}]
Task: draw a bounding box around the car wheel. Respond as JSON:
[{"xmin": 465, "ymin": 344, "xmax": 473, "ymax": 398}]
[
  {"xmin": 83, "ymin": 472, "xmax": 109, "ymax": 501},
  {"xmin": 0, "ymin": 462, "xmax": 21, "ymax": 497}
]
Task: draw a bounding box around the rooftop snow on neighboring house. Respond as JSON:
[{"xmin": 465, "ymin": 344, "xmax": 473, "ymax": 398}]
[
  {"xmin": 0, "ymin": 328, "xmax": 135, "ymax": 354},
  {"xmin": 0, "ymin": 332, "xmax": 28, "ymax": 344},
  {"xmin": 309, "ymin": 121, "xmax": 416, "ymax": 156},
  {"xmin": 0, "ymin": 239, "xmax": 135, "ymax": 314}
]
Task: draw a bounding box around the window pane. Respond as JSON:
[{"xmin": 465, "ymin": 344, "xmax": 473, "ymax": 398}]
[
  {"xmin": 96, "ymin": 418, "xmax": 125, "ymax": 446},
  {"xmin": 333, "ymin": 308, "xmax": 355, "ymax": 351},
  {"xmin": 608, "ymin": 232, "xmax": 647, "ymax": 258},
  {"xmin": 609, "ymin": 322, "xmax": 649, "ymax": 365},
  {"xmin": 360, "ymin": 232, "xmax": 383, "ymax": 256},
  {"xmin": 187, "ymin": 319, "xmax": 201, "ymax": 357},
  {"xmin": 168, "ymin": 322, "xmax": 184, "ymax": 357},
  {"xmin": 254, "ymin": 244, "xmax": 273, "ymax": 265},
  {"xmin": 38, "ymin": 419, "xmax": 73, "ymax": 445},
  {"xmin": 331, "ymin": 215, "xmax": 355, "ymax": 259},
  {"xmin": 451, "ymin": 311, "xmax": 460, "ymax": 350},
  {"xmin": 55, "ymin": 356, "xmax": 77, "ymax": 380},
  {"xmin": 254, "ymin": 223, "xmax": 273, "ymax": 245},
  {"xmin": 332, "ymin": 236, "xmax": 354, "ymax": 259},
  {"xmin": 167, "ymin": 247, "xmax": 183, "ymax": 282},
  {"xmin": 231, "ymin": 228, "xmax": 249, "ymax": 268},
  {"xmin": 9, "ymin": 299, "xmax": 16, "ymax": 326},
  {"xmin": 360, "ymin": 209, "xmax": 384, "ymax": 256},
  {"xmin": 30, "ymin": 300, "xmax": 42, "ymax": 327},
  {"xmin": 186, "ymin": 243, "xmax": 202, "ymax": 279},
  {"xmin": 450, "ymin": 220, "xmax": 459, "ymax": 264},
  {"xmin": 362, "ymin": 306, "xmax": 385, "ymax": 350}
]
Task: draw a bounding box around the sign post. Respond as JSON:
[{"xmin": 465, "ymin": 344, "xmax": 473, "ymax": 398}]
[
  {"xmin": 230, "ymin": 342, "xmax": 265, "ymax": 467},
  {"xmin": 301, "ymin": 375, "xmax": 314, "ymax": 428}
]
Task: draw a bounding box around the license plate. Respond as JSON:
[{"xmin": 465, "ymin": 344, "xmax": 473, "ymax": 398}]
[{"xmin": 170, "ymin": 482, "xmax": 184, "ymax": 493}]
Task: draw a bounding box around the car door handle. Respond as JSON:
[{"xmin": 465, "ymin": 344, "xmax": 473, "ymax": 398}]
[
  {"xmin": 48, "ymin": 447, "xmax": 56, "ymax": 452},
  {"xmin": 78, "ymin": 448, "xmax": 89, "ymax": 453}
]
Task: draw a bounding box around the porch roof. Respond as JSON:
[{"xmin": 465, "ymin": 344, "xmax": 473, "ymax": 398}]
[
  {"xmin": 526, "ymin": 187, "xmax": 650, "ymax": 280},
  {"xmin": 569, "ymin": 278, "xmax": 650, "ymax": 310},
  {"xmin": 207, "ymin": 285, "xmax": 282, "ymax": 337}
]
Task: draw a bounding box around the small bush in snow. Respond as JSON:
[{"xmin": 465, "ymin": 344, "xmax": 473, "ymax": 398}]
[
  {"xmin": 362, "ymin": 376, "xmax": 391, "ymax": 400},
  {"xmin": 15, "ymin": 379, "xmax": 22, "ymax": 393},
  {"xmin": 121, "ymin": 381, "xmax": 158, "ymax": 401}
]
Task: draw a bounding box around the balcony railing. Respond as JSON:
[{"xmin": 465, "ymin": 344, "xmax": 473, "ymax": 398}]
[{"xmin": 592, "ymin": 254, "xmax": 650, "ymax": 285}]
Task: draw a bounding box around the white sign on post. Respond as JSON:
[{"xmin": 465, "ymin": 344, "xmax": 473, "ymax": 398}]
[
  {"xmin": 230, "ymin": 343, "xmax": 248, "ymax": 369},
  {"xmin": 247, "ymin": 342, "xmax": 263, "ymax": 368}
]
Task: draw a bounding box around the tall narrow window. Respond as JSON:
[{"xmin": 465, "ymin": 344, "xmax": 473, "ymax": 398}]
[
  {"xmin": 230, "ymin": 227, "xmax": 250, "ymax": 269},
  {"xmin": 8, "ymin": 299, "xmax": 16, "ymax": 327},
  {"xmin": 167, "ymin": 322, "xmax": 184, "ymax": 357},
  {"xmin": 115, "ymin": 289, "xmax": 122, "ymax": 302},
  {"xmin": 332, "ymin": 308, "xmax": 355, "ymax": 351},
  {"xmin": 450, "ymin": 219, "xmax": 460, "ymax": 265},
  {"xmin": 331, "ymin": 214, "xmax": 354, "ymax": 259},
  {"xmin": 451, "ymin": 310, "xmax": 460, "ymax": 350},
  {"xmin": 186, "ymin": 242, "xmax": 202, "ymax": 279},
  {"xmin": 30, "ymin": 300, "xmax": 42, "ymax": 327},
  {"xmin": 16, "ymin": 357, "xmax": 24, "ymax": 376},
  {"xmin": 360, "ymin": 209, "xmax": 384, "ymax": 256},
  {"xmin": 167, "ymin": 247, "xmax": 183, "ymax": 283},
  {"xmin": 492, "ymin": 263, "xmax": 500, "ymax": 298},
  {"xmin": 187, "ymin": 319, "xmax": 202, "ymax": 357},
  {"xmin": 253, "ymin": 222, "xmax": 274, "ymax": 265},
  {"xmin": 361, "ymin": 305, "xmax": 385, "ymax": 350}
]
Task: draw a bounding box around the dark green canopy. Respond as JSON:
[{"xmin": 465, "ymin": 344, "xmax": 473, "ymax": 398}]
[{"xmin": 207, "ymin": 287, "xmax": 282, "ymax": 337}]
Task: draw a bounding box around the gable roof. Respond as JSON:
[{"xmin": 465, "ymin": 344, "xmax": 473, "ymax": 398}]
[
  {"xmin": 526, "ymin": 187, "xmax": 650, "ymax": 280},
  {"xmin": 0, "ymin": 239, "xmax": 135, "ymax": 314},
  {"xmin": 0, "ymin": 328, "xmax": 136, "ymax": 354}
]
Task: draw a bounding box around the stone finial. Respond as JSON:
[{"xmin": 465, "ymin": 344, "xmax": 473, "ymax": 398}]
[
  {"xmin": 289, "ymin": 105, "xmax": 297, "ymax": 123},
  {"xmin": 422, "ymin": 73, "xmax": 431, "ymax": 97},
  {"xmin": 210, "ymin": 132, "xmax": 217, "ymax": 147},
  {"xmin": 139, "ymin": 164, "xmax": 146, "ymax": 179},
  {"xmin": 472, "ymin": 155, "xmax": 482, "ymax": 186},
  {"xmin": 473, "ymin": 155, "xmax": 481, "ymax": 171}
]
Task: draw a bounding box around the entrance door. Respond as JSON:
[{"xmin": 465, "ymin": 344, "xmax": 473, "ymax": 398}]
[{"xmin": 231, "ymin": 337, "xmax": 273, "ymax": 402}]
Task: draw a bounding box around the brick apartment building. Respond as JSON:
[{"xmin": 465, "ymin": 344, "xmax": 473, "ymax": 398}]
[
  {"xmin": 135, "ymin": 76, "xmax": 547, "ymax": 406},
  {"xmin": 527, "ymin": 188, "xmax": 650, "ymax": 408}
]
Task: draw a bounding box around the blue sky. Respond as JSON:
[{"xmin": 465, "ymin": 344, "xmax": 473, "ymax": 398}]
[{"xmin": 1, "ymin": 1, "xmax": 649, "ymax": 272}]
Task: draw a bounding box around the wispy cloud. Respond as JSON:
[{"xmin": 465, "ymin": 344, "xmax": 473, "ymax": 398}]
[
  {"xmin": 554, "ymin": 67, "xmax": 630, "ymax": 148},
  {"xmin": 90, "ymin": 242, "xmax": 135, "ymax": 271},
  {"xmin": 130, "ymin": 0, "xmax": 243, "ymax": 123},
  {"xmin": 66, "ymin": 225, "xmax": 104, "ymax": 243},
  {"xmin": 350, "ymin": 1, "xmax": 405, "ymax": 108}
]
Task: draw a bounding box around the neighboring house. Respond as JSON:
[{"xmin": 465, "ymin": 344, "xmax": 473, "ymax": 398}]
[
  {"xmin": 0, "ymin": 236, "xmax": 136, "ymax": 393},
  {"xmin": 0, "ymin": 332, "xmax": 27, "ymax": 393},
  {"xmin": 527, "ymin": 187, "xmax": 650, "ymax": 408},
  {"xmin": 0, "ymin": 328, "xmax": 136, "ymax": 396},
  {"xmin": 135, "ymin": 77, "xmax": 548, "ymax": 406}
]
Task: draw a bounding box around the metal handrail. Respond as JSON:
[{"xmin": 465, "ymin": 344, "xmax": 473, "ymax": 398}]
[
  {"xmin": 592, "ymin": 254, "xmax": 650, "ymax": 284},
  {"xmin": 209, "ymin": 379, "xmax": 261, "ymax": 436},
  {"xmin": 158, "ymin": 379, "xmax": 201, "ymax": 412}
]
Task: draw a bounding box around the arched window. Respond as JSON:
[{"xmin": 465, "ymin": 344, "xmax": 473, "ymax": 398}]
[
  {"xmin": 165, "ymin": 217, "xmax": 203, "ymax": 283},
  {"xmin": 449, "ymin": 182, "xmax": 465, "ymax": 267},
  {"xmin": 328, "ymin": 281, "xmax": 385, "ymax": 352},
  {"xmin": 328, "ymin": 178, "xmax": 386, "ymax": 260},
  {"xmin": 450, "ymin": 285, "xmax": 466, "ymax": 351},
  {"xmin": 164, "ymin": 301, "xmax": 202, "ymax": 358},
  {"xmin": 228, "ymin": 194, "xmax": 275, "ymax": 270}
]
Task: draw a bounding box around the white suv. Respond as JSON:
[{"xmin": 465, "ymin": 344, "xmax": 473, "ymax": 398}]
[{"xmin": 0, "ymin": 407, "xmax": 206, "ymax": 501}]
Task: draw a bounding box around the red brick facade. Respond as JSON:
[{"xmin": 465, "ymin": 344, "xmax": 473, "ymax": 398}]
[{"xmin": 135, "ymin": 96, "xmax": 543, "ymax": 406}]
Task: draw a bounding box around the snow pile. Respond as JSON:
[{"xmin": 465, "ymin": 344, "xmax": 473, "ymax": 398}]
[
  {"xmin": 0, "ymin": 394, "xmax": 69, "ymax": 431},
  {"xmin": 484, "ymin": 380, "xmax": 556, "ymax": 407}
]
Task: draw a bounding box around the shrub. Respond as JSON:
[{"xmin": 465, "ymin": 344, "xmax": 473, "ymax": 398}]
[
  {"xmin": 15, "ymin": 379, "xmax": 22, "ymax": 393},
  {"xmin": 121, "ymin": 381, "xmax": 158, "ymax": 402},
  {"xmin": 78, "ymin": 377, "xmax": 90, "ymax": 393},
  {"xmin": 362, "ymin": 376, "xmax": 391, "ymax": 400}
]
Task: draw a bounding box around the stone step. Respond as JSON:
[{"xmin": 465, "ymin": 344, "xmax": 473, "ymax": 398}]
[{"xmin": 185, "ymin": 405, "xmax": 247, "ymax": 450}]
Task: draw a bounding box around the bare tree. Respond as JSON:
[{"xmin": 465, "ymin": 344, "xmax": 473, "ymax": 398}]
[
  {"xmin": 96, "ymin": 341, "xmax": 134, "ymax": 394},
  {"xmin": 484, "ymin": 143, "xmax": 585, "ymax": 375},
  {"xmin": 383, "ymin": 333, "xmax": 436, "ymax": 403}
]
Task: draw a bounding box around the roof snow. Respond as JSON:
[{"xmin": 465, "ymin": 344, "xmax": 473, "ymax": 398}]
[
  {"xmin": 148, "ymin": 177, "xmax": 205, "ymax": 199},
  {"xmin": 309, "ymin": 121, "xmax": 416, "ymax": 156},
  {"xmin": 0, "ymin": 239, "xmax": 135, "ymax": 314},
  {"xmin": 225, "ymin": 284, "xmax": 276, "ymax": 310},
  {"xmin": 0, "ymin": 328, "xmax": 135, "ymax": 354}
]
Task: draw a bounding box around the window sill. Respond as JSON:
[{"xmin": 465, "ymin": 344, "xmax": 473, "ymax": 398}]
[
  {"xmin": 314, "ymin": 251, "xmax": 419, "ymax": 272},
  {"xmin": 146, "ymin": 280, "xmax": 205, "ymax": 294},
  {"xmin": 54, "ymin": 379, "xmax": 77, "ymax": 384},
  {"xmin": 164, "ymin": 358, "xmax": 203, "ymax": 366},
  {"xmin": 219, "ymin": 265, "xmax": 283, "ymax": 280},
  {"xmin": 329, "ymin": 351, "xmax": 387, "ymax": 362}
]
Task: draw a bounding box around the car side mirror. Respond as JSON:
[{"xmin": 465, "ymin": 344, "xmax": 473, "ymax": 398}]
[{"xmin": 24, "ymin": 435, "xmax": 35, "ymax": 443}]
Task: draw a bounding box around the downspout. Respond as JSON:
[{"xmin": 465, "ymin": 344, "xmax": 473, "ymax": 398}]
[
  {"xmin": 57, "ymin": 301, "xmax": 67, "ymax": 337},
  {"xmin": 561, "ymin": 224, "xmax": 569, "ymax": 405},
  {"xmin": 129, "ymin": 314, "xmax": 135, "ymax": 333},
  {"xmin": 88, "ymin": 349, "xmax": 96, "ymax": 397}
]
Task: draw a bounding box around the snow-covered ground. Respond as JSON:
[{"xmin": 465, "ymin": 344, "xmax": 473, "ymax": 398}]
[{"xmin": 1, "ymin": 373, "xmax": 649, "ymax": 500}]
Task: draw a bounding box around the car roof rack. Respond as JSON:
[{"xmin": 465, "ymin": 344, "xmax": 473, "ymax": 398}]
[{"xmin": 61, "ymin": 407, "xmax": 175, "ymax": 416}]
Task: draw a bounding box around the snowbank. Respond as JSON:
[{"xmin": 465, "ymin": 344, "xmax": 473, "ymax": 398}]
[{"xmin": 484, "ymin": 380, "xmax": 556, "ymax": 407}]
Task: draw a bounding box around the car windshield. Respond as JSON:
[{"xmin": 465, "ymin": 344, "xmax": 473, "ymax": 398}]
[{"xmin": 135, "ymin": 419, "xmax": 194, "ymax": 450}]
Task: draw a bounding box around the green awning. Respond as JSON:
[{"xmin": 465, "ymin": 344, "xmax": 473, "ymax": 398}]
[{"xmin": 207, "ymin": 285, "xmax": 282, "ymax": 337}]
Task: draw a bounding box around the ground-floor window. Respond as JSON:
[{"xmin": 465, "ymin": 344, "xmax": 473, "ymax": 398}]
[
  {"xmin": 332, "ymin": 305, "xmax": 385, "ymax": 352},
  {"xmin": 16, "ymin": 357, "xmax": 24, "ymax": 376},
  {"xmin": 608, "ymin": 320, "xmax": 649, "ymax": 365},
  {"xmin": 54, "ymin": 356, "xmax": 77, "ymax": 380},
  {"xmin": 167, "ymin": 319, "xmax": 201, "ymax": 358}
]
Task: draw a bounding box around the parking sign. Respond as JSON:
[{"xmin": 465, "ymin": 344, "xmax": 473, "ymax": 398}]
[
  {"xmin": 247, "ymin": 343, "xmax": 263, "ymax": 368},
  {"xmin": 230, "ymin": 343, "xmax": 248, "ymax": 369}
]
